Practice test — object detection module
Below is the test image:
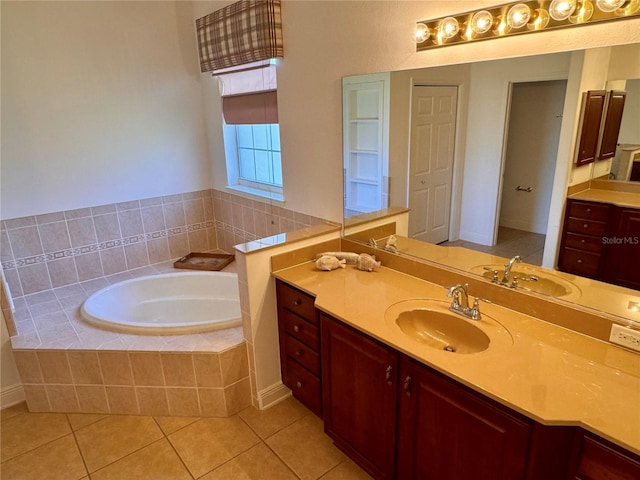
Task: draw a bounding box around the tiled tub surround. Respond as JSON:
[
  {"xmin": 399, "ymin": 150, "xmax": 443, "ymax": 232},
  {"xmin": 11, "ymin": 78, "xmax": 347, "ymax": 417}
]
[{"xmin": 7, "ymin": 262, "xmax": 251, "ymax": 416}]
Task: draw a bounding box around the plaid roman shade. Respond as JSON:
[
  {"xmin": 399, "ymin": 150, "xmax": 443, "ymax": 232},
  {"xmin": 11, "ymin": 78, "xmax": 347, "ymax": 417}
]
[{"xmin": 196, "ymin": 0, "xmax": 284, "ymax": 73}]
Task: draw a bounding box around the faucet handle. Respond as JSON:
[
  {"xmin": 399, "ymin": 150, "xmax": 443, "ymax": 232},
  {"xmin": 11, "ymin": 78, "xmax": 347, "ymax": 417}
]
[
  {"xmin": 469, "ymin": 296, "xmax": 482, "ymax": 321},
  {"xmin": 483, "ymin": 267, "xmax": 499, "ymax": 282}
]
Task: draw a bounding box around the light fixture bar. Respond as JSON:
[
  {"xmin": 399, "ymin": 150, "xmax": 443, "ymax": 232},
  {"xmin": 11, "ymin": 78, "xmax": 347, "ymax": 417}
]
[{"xmin": 416, "ymin": 0, "xmax": 639, "ymax": 51}]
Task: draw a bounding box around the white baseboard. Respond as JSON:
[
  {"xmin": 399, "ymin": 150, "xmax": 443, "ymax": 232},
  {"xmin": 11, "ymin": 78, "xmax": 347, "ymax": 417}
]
[
  {"xmin": 499, "ymin": 219, "xmax": 546, "ymax": 235},
  {"xmin": 459, "ymin": 230, "xmax": 493, "ymax": 246},
  {"xmin": 1, "ymin": 383, "xmax": 25, "ymax": 409},
  {"xmin": 257, "ymin": 382, "xmax": 291, "ymax": 410}
]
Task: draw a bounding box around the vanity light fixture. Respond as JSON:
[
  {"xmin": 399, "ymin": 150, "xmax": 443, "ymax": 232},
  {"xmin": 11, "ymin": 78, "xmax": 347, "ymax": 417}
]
[{"xmin": 415, "ymin": 0, "xmax": 639, "ymax": 50}]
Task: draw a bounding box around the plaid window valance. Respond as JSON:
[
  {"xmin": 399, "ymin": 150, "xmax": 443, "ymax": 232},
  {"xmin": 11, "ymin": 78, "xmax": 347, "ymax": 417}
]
[{"xmin": 196, "ymin": 0, "xmax": 284, "ymax": 73}]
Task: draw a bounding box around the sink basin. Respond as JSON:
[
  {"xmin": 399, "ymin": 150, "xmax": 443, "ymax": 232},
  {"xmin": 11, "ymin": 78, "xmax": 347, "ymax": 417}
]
[
  {"xmin": 469, "ymin": 264, "xmax": 580, "ymax": 298},
  {"xmin": 385, "ymin": 299, "xmax": 512, "ymax": 354}
]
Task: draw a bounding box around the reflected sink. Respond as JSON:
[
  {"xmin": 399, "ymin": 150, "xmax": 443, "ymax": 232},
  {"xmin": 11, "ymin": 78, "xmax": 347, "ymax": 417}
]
[
  {"xmin": 385, "ymin": 299, "xmax": 512, "ymax": 354},
  {"xmin": 470, "ymin": 264, "xmax": 580, "ymax": 298}
]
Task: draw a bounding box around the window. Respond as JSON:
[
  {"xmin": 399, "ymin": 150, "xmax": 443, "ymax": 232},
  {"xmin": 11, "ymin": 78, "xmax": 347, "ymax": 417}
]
[{"xmin": 223, "ymin": 122, "xmax": 283, "ymax": 201}]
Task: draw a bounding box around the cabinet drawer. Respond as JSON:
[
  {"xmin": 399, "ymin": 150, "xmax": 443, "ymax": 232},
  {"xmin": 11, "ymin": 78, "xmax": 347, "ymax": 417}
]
[
  {"xmin": 564, "ymin": 233, "xmax": 603, "ymax": 254},
  {"xmin": 277, "ymin": 281, "xmax": 317, "ymax": 324},
  {"xmin": 559, "ymin": 248, "xmax": 601, "ymax": 277},
  {"xmin": 567, "ymin": 201, "xmax": 610, "ymax": 221},
  {"xmin": 576, "ymin": 436, "xmax": 640, "ymax": 480},
  {"xmin": 284, "ymin": 333, "xmax": 320, "ymax": 375},
  {"xmin": 282, "ymin": 309, "xmax": 320, "ymax": 350},
  {"xmin": 567, "ymin": 217, "xmax": 607, "ymax": 237},
  {"xmin": 283, "ymin": 357, "xmax": 322, "ymax": 416}
]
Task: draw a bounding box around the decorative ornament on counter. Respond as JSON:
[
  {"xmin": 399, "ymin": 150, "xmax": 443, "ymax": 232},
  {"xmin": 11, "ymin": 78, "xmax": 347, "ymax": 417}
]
[
  {"xmin": 315, "ymin": 252, "xmax": 360, "ymax": 265},
  {"xmin": 384, "ymin": 235, "xmax": 398, "ymax": 253},
  {"xmin": 315, "ymin": 255, "xmax": 347, "ymax": 271},
  {"xmin": 356, "ymin": 253, "xmax": 381, "ymax": 272}
]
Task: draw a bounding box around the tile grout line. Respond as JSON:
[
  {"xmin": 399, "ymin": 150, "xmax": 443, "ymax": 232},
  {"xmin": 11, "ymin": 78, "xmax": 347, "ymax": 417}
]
[
  {"xmin": 151, "ymin": 416, "xmax": 197, "ymax": 480},
  {"xmin": 64, "ymin": 414, "xmax": 91, "ymax": 479}
]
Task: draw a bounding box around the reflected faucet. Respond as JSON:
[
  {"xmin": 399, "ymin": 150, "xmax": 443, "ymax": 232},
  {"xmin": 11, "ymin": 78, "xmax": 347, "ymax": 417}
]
[{"xmin": 501, "ymin": 255, "xmax": 522, "ymax": 284}]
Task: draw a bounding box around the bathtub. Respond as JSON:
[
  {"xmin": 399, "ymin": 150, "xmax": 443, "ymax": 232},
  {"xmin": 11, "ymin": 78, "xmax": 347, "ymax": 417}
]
[{"xmin": 81, "ymin": 271, "xmax": 241, "ymax": 335}]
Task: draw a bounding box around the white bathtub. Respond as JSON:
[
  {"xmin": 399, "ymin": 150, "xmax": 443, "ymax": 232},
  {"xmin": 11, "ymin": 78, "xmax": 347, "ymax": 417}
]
[{"xmin": 80, "ymin": 271, "xmax": 241, "ymax": 335}]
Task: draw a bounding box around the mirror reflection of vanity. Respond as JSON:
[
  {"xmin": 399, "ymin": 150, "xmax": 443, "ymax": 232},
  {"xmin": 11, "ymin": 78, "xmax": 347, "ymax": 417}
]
[{"xmin": 342, "ymin": 43, "xmax": 640, "ymax": 325}]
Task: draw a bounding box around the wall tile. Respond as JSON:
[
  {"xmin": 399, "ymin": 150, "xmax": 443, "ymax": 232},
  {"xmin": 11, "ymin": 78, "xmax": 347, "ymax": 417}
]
[
  {"xmin": 146, "ymin": 238, "xmax": 170, "ymax": 264},
  {"xmin": 46, "ymin": 385, "xmax": 80, "ymax": 412},
  {"xmin": 136, "ymin": 387, "xmax": 170, "ymax": 416},
  {"xmin": 163, "ymin": 203, "xmax": 186, "ymax": 228},
  {"xmin": 8, "ymin": 226, "xmax": 44, "ymax": 259},
  {"xmin": 105, "ymin": 386, "xmax": 139, "ymax": 414},
  {"xmin": 140, "ymin": 196, "xmax": 163, "ymax": 208},
  {"xmin": 166, "ymin": 388, "xmax": 200, "ymax": 416},
  {"xmin": 38, "ymin": 222, "xmax": 71, "ymax": 253},
  {"xmin": 206, "ymin": 228, "xmax": 218, "ymax": 251},
  {"xmin": 4, "ymin": 216, "xmax": 36, "ymax": 229},
  {"xmin": 168, "ymin": 233, "xmax": 189, "ymax": 259},
  {"xmin": 184, "ymin": 199, "xmax": 205, "ymax": 225},
  {"xmin": 219, "ymin": 344, "xmax": 249, "ymax": 386},
  {"xmin": 36, "ymin": 212, "xmax": 66, "ymax": 224},
  {"xmin": 141, "ymin": 206, "xmax": 166, "ymax": 233},
  {"xmin": 1, "ymin": 230, "xmax": 14, "ymax": 263},
  {"xmin": 13, "ymin": 350, "xmax": 44, "ymax": 383},
  {"xmin": 65, "ymin": 208, "xmax": 92, "ymax": 220},
  {"xmin": 231, "ymin": 203, "xmax": 244, "ymax": 231},
  {"xmin": 100, "ymin": 247, "xmax": 127, "ymax": 276},
  {"xmin": 124, "ymin": 243, "xmax": 149, "ymax": 270},
  {"xmin": 18, "ymin": 264, "xmax": 53, "ymax": 295},
  {"xmin": 37, "ymin": 351, "xmax": 73, "ymax": 384},
  {"xmin": 93, "ymin": 213, "xmax": 121, "ymax": 242},
  {"xmin": 130, "ymin": 352, "xmax": 165, "ymax": 386},
  {"xmin": 98, "ymin": 352, "xmax": 134, "ymax": 386},
  {"xmin": 203, "ymin": 197, "xmax": 215, "ymax": 221},
  {"xmin": 193, "ymin": 353, "xmax": 222, "ymax": 388},
  {"xmin": 74, "ymin": 252, "xmax": 104, "ymax": 281},
  {"xmin": 91, "ymin": 204, "xmax": 116, "ymax": 215},
  {"xmin": 76, "ymin": 385, "xmax": 109, "ymax": 413},
  {"xmin": 198, "ymin": 388, "xmax": 226, "ymax": 417},
  {"xmin": 67, "ymin": 217, "xmax": 98, "ymax": 248},
  {"xmin": 22, "ymin": 384, "xmax": 50, "ymax": 412},
  {"xmin": 68, "ymin": 351, "xmax": 103, "ymax": 385},
  {"xmin": 224, "ymin": 378, "xmax": 251, "ymax": 415},
  {"xmin": 188, "ymin": 230, "xmax": 208, "ymax": 253},
  {"xmin": 3, "ymin": 268, "xmax": 23, "ymax": 298},
  {"xmin": 116, "ymin": 200, "xmax": 141, "ymax": 211},
  {"xmin": 161, "ymin": 354, "xmax": 196, "ymax": 387},
  {"xmin": 47, "ymin": 257, "xmax": 79, "ymax": 288},
  {"xmin": 118, "ymin": 209, "xmax": 144, "ymax": 237}
]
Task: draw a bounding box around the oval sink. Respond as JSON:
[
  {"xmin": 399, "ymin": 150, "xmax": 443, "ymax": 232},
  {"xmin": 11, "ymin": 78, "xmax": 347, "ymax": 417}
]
[
  {"xmin": 470, "ymin": 264, "xmax": 580, "ymax": 298},
  {"xmin": 385, "ymin": 299, "xmax": 512, "ymax": 354},
  {"xmin": 395, "ymin": 309, "xmax": 490, "ymax": 354}
]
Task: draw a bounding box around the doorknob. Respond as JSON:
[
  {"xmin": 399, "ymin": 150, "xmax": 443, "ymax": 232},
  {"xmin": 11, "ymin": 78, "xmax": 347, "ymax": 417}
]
[{"xmin": 515, "ymin": 186, "xmax": 533, "ymax": 192}]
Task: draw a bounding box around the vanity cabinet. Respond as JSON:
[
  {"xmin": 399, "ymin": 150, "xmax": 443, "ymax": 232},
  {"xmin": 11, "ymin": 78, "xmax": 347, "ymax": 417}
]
[
  {"xmin": 321, "ymin": 314, "xmax": 398, "ymax": 480},
  {"xmin": 570, "ymin": 434, "xmax": 640, "ymax": 480},
  {"xmin": 275, "ymin": 280, "xmax": 323, "ymax": 417},
  {"xmin": 558, "ymin": 199, "xmax": 640, "ymax": 288},
  {"xmin": 575, "ymin": 90, "xmax": 606, "ymax": 167},
  {"xmin": 397, "ymin": 356, "xmax": 531, "ymax": 480}
]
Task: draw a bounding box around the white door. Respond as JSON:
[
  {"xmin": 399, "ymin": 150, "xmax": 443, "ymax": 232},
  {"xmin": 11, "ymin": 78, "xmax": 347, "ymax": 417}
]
[{"xmin": 409, "ymin": 85, "xmax": 457, "ymax": 244}]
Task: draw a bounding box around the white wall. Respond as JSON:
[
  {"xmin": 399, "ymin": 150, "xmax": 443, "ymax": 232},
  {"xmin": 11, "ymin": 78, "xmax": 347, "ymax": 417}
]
[
  {"xmin": 1, "ymin": 311, "xmax": 24, "ymax": 408},
  {"xmin": 1, "ymin": 1, "xmax": 211, "ymax": 219},
  {"xmin": 618, "ymin": 79, "xmax": 640, "ymax": 145}
]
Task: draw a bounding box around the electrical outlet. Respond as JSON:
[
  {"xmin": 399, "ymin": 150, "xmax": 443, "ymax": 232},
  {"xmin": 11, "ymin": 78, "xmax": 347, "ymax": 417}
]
[{"xmin": 609, "ymin": 324, "xmax": 640, "ymax": 352}]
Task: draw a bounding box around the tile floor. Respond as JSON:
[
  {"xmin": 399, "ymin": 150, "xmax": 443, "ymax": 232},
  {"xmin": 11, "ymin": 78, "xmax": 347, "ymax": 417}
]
[
  {"xmin": 441, "ymin": 227, "xmax": 546, "ymax": 266},
  {"xmin": 0, "ymin": 397, "xmax": 371, "ymax": 480}
]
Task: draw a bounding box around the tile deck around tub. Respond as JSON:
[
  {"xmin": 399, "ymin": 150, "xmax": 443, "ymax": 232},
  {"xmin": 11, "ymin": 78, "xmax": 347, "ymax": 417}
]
[{"xmin": 9, "ymin": 261, "xmax": 243, "ymax": 353}]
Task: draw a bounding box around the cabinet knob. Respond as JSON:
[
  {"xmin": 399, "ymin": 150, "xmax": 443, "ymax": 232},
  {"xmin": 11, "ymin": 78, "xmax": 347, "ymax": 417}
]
[
  {"xmin": 581, "ymin": 239, "xmax": 586, "ymax": 244},
  {"xmin": 296, "ymin": 381, "xmax": 302, "ymax": 389},
  {"xmin": 295, "ymin": 350, "xmax": 301, "ymax": 357},
  {"xmin": 586, "ymin": 208, "xmax": 592, "ymax": 213},
  {"xmin": 293, "ymin": 299, "xmax": 301, "ymax": 306},
  {"xmin": 577, "ymin": 259, "xmax": 583, "ymax": 264},
  {"xmin": 385, "ymin": 365, "xmax": 393, "ymax": 386},
  {"xmin": 293, "ymin": 325, "xmax": 300, "ymax": 333},
  {"xmin": 403, "ymin": 376, "xmax": 412, "ymax": 396},
  {"xmin": 583, "ymin": 223, "xmax": 589, "ymax": 228}
]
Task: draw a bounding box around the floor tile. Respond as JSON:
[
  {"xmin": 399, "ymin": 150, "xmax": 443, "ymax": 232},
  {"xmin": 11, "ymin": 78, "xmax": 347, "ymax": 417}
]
[
  {"xmin": 238, "ymin": 397, "xmax": 309, "ymax": 439},
  {"xmin": 266, "ymin": 415, "xmax": 345, "ymax": 480},
  {"xmin": 90, "ymin": 438, "xmax": 192, "ymax": 480},
  {"xmin": 169, "ymin": 416, "xmax": 260, "ymax": 478},
  {"xmin": 0, "ymin": 402, "xmax": 28, "ymax": 421},
  {"xmin": 74, "ymin": 415, "xmax": 163, "ymax": 472},
  {"xmin": 319, "ymin": 459, "xmax": 373, "ymax": 479},
  {"xmin": 199, "ymin": 443, "xmax": 297, "ymax": 480},
  {"xmin": 67, "ymin": 413, "xmax": 107, "ymax": 431},
  {"xmin": 0, "ymin": 412, "xmax": 71, "ymax": 462},
  {"xmin": 154, "ymin": 415, "xmax": 199, "ymax": 435},
  {"xmin": 0, "ymin": 434, "xmax": 87, "ymax": 480}
]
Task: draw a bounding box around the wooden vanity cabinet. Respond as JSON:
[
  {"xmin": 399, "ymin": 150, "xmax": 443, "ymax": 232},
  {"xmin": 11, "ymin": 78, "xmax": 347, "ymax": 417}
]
[
  {"xmin": 601, "ymin": 207, "xmax": 640, "ymax": 290},
  {"xmin": 569, "ymin": 434, "xmax": 640, "ymax": 480},
  {"xmin": 397, "ymin": 356, "xmax": 531, "ymax": 480},
  {"xmin": 275, "ymin": 280, "xmax": 323, "ymax": 416},
  {"xmin": 575, "ymin": 90, "xmax": 606, "ymax": 167},
  {"xmin": 321, "ymin": 314, "xmax": 399, "ymax": 480}
]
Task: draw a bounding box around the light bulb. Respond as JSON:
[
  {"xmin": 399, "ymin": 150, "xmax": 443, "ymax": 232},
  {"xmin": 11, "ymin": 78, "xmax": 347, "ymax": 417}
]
[
  {"xmin": 439, "ymin": 17, "xmax": 460, "ymax": 39},
  {"xmin": 569, "ymin": 0, "xmax": 594, "ymax": 22},
  {"xmin": 529, "ymin": 8, "xmax": 550, "ymax": 29},
  {"xmin": 471, "ymin": 10, "xmax": 494, "ymax": 34},
  {"xmin": 507, "ymin": 3, "xmax": 531, "ymax": 29},
  {"xmin": 415, "ymin": 23, "xmax": 430, "ymax": 43},
  {"xmin": 549, "ymin": 0, "xmax": 578, "ymax": 20},
  {"xmin": 595, "ymin": 0, "xmax": 626, "ymax": 11}
]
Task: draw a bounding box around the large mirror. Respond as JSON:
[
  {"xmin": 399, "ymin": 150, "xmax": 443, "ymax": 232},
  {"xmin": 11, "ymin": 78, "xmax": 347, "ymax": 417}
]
[{"xmin": 342, "ymin": 43, "xmax": 640, "ymax": 324}]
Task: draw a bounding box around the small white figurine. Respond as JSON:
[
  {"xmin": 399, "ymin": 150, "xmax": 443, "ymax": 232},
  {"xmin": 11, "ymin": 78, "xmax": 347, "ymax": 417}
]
[
  {"xmin": 315, "ymin": 255, "xmax": 347, "ymax": 271},
  {"xmin": 315, "ymin": 252, "xmax": 359, "ymax": 265},
  {"xmin": 356, "ymin": 253, "xmax": 381, "ymax": 272},
  {"xmin": 384, "ymin": 235, "xmax": 398, "ymax": 253}
]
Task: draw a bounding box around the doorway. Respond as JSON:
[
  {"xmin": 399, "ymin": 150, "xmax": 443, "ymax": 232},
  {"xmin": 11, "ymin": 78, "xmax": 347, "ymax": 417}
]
[
  {"xmin": 495, "ymin": 80, "xmax": 568, "ymax": 264},
  {"xmin": 408, "ymin": 85, "xmax": 458, "ymax": 244}
]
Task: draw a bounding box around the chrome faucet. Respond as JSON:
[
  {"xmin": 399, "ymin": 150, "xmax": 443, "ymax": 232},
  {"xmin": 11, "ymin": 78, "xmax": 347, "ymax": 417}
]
[
  {"xmin": 501, "ymin": 255, "xmax": 522, "ymax": 284},
  {"xmin": 446, "ymin": 284, "xmax": 481, "ymax": 321}
]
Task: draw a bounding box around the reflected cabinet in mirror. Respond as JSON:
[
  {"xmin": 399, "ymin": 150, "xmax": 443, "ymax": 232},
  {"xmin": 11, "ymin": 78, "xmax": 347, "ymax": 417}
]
[{"xmin": 342, "ymin": 43, "xmax": 640, "ymax": 325}]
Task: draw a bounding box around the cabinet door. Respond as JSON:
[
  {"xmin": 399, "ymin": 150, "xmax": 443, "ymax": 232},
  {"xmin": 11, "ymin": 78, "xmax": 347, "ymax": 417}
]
[
  {"xmin": 397, "ymin": 357, "xmax": 531, "ymax": 480},
  {"xmin": 602, "ymin": 207, "xmax": 640, "ymax": 290},
  {"xmin": 575, "ymin": 90, "xmax": 606, "ymax": 167},
  {"xmin": 321, "ymin": 314, "xmax": 398, "ymax": 480},
  {"xmin": 598, "ymin": 91, "xmax": 626, "ymax": 161}
]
